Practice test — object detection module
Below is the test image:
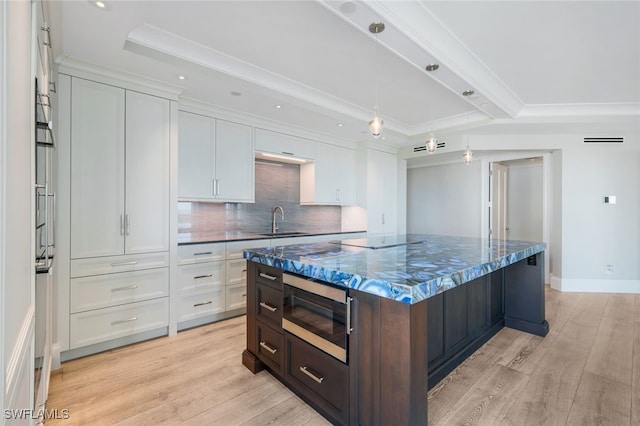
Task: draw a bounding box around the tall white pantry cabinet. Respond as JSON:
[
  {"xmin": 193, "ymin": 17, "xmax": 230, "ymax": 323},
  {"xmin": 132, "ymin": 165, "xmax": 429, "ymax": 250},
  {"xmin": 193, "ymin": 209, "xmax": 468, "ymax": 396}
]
[{"xmin": 56, "ymin": 74, "xmax": 174, "ymax": 359}]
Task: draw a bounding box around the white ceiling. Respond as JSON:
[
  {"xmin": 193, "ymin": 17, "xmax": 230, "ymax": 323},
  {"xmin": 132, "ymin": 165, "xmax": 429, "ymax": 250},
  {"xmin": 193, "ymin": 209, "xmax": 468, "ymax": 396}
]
[{"xmin": 49, "ymin": 0, "xmax": 640, "ymax": 147}]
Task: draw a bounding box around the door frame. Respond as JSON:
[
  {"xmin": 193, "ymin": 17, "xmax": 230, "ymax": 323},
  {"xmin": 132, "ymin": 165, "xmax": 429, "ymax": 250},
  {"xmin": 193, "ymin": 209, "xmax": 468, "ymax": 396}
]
[{"xmin": 480, "ymin": 151, "xmax": 551, "ymax": 284}]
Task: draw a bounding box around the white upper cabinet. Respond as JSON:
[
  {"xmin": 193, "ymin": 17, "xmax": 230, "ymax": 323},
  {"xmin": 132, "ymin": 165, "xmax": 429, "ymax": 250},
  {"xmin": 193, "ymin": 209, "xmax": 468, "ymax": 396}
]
[
  {"xmin": 178, "ymin": 111, "xmax": 254, "ymax": 202},
  {"xmin": 215, "ymin": 119, "xmax": 254, "ymax": 201},
  {"xmin": 300, "ymin": 142, "xmax": 356, "ymax": 205},
  {"xmin": 70, "ymin": 78, "xmax": 170, "ymax": 259},
  {"xmin": 255, "ymin": 128, "xmax": 315, "ymax": 161}
]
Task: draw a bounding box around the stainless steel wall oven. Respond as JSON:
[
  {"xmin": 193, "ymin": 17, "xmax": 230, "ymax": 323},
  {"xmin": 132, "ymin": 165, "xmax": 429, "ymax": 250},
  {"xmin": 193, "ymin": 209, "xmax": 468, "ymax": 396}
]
[{"xmin": 282, "ymin": 273, "xmax": 351, "ymax": 363}]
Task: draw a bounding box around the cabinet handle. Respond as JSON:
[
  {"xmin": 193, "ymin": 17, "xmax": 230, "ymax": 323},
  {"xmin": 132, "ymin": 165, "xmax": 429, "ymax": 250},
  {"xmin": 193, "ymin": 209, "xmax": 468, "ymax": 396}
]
[
  {"xmin": 193, "ymin": 274, "xmax": 213, "ymax": 279},
  {"xmin": 381, "ymin": 213, "xmax": 385, "ymax": 225},
  {"xmin": 125, "ymin": 214, "xmax": 131, "ymax": 235},
  {"xmin": 193, "ymin": 301, "xmax": 213, "ymax": 307},
  {"xmin": 111, "ymin": 317, "xmax": 137, "ymax": 326},
  {"xmin": 41, "ymin": 26, "xmax": 51, "ymax": 47},
  {"xmin": 242, "ymin": 294, "xmax": 247, "ymax": 297},
  {"xmin": 259, "ymin": 301, "xmax": 277, "ymax": 312},
  {"xmin": 111, "ymin": 261, "xmax": 138, "ymax": 267},
  {"xmin": 110, "ymin": 285, "xmax": 138, "ymax": 292},
  {"xmin": 216, "ymin": 179, "xmax": 220, "ymax": 196},
  {"xmin": 259, "ymin": 272, "xmax": 277, "ymax": 281},
  {"xmin": 299, "ymin": 366, "xmax": 324, "ymax": 384},
  {"xmin": 281, "ymin": 151, "xmax": 294, "ymax": 156},
  {"xmin": 193, "ymin": 251, "xmax": 213, "ymax": 256},
  {"xmin": 346, "ymin": 296, "xmax": 353, "ymax": 335},
  {"xmin": 336, "ymin": 188, "xmax": 340, "ymax": 201},
  {"xmin": 259, "ymin": 341, "xmax": 278, "ymax": 355},
  {"xmin": 120, "ymin": 214, "xmax": 124, "ymax": 236}
]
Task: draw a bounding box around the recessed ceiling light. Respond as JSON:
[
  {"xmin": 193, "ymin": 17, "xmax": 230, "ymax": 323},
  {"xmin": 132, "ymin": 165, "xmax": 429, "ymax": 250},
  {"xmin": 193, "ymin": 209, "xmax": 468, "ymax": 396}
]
[
  {"xmin": 230, "ymin": 91, "xmax": 242, "ymax": 97},
  {"xmin": 337, "ymin": 123, "xmax": 343, "ymax": 127},
  {"xmin": 274, "ymin": 105, "xmax": 281, "ymax": 109},
  {"xmin": 177, "ymin": 75, "xmax": 185, "ymax": 80},
  {"xmin": 462, "ymin": 90, "xmax": 475, "ymax": 97},
  {"xmin": 425, "ymin": 64, "xmax": 439, "ymax": 72},
  {"xmin": 95, "ymin": 1, "xmax": 105, "ymax": 7}
]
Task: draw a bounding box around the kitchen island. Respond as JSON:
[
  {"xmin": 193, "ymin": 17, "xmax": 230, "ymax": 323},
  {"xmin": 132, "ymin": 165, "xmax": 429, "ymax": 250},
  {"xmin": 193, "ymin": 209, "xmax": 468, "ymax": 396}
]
[{"xmin": 242, "ymin": 234, "xmax": 548, "ymax": 425}]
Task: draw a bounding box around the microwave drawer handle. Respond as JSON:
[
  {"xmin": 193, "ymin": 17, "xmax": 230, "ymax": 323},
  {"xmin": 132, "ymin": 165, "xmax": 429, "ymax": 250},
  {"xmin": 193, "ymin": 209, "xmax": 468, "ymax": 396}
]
[
  {"xmin": 259, "ymin": 341, "xmax": 278, "ymax": 355},
  {"xmin": 259, "ymin": 301, "xmax": 277, "ymax": 312},
  {"xmin": 259, "ymin": 272, "xmax": 278, "ymax": 281},
  {"xmin": 299, "ymin": 366, "xmax": 324, "ymax": 384}
]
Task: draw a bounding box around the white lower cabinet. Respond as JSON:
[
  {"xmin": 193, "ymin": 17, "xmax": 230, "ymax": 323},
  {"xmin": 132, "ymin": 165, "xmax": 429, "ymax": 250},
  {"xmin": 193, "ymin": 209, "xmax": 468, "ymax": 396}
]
[
  {"xmin": 69, "ymin": 298, "xmax": 169, "ymax": 349},
  {"xmin": 177, "ymin": 261, "xmax": 226, "ymax": 323},
  {"xmin": 178, "ymin": 287, "xmax": 226, "ymax": 322}
]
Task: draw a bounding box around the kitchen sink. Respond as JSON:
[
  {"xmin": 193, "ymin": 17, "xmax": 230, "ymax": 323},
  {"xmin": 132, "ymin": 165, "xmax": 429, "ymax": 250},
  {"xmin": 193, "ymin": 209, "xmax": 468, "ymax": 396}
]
[{"xmin": 258, "ymin": 232, "xmax": 310, "ymax": 237}]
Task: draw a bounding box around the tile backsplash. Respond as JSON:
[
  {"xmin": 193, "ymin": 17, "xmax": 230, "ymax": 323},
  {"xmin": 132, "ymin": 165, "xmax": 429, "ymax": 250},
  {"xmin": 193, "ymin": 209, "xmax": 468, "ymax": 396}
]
[{"xmin": 178, "ymin": 160, "xmax": 342, "ymax": 234}]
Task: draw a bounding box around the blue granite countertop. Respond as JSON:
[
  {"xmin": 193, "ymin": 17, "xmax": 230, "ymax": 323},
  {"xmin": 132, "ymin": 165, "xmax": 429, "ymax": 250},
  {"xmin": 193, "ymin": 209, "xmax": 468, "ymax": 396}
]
[{"xmin": 243, "ymin": 234, "xmax": 546, "ymax": 304}]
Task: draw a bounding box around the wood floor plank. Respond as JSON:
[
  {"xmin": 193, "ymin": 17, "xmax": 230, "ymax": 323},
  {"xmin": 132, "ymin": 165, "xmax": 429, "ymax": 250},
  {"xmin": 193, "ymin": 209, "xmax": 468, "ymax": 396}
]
[
  {"xmin": 583, "ymin": 296, "xmax": 634, "ymax": 386},
  {"xmin": 565, "ymin": 371, "xmax": 631, "ymax": 425}
]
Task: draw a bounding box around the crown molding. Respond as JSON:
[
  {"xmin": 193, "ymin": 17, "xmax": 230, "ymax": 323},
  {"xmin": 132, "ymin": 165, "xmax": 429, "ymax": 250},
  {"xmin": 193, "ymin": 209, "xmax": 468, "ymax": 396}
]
[
  {"xmin": 56, "ymin": 56, "xmax": 181, "ymax": 101},
  {"xmin": 519, "ymin": 102, "xmax": 640, "ymax": 118}
]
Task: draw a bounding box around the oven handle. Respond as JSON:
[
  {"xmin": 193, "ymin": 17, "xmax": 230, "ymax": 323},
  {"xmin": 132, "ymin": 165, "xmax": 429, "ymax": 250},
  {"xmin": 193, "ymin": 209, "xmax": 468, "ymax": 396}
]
[{"xmin": 283, "ymin": 273, "xmax": 346, "ymax": 304}]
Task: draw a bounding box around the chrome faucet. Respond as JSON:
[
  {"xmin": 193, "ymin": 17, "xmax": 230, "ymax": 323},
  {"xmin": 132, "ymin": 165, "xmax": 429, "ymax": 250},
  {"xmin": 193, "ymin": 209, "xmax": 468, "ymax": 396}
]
[{"xmin": 271, "ymin": 206, "xmax": 284, "ymax": 234}]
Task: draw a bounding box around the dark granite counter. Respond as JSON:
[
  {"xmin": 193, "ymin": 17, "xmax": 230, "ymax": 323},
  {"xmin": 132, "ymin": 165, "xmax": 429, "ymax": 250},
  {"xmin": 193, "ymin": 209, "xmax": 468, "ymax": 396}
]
[
  {"xmin": 243, "ymin": 233, "xmax": 546, "ymax": 304},
  {"xmin": 177, "ymin": 229, "xmax": 366, "ymax": 245}
]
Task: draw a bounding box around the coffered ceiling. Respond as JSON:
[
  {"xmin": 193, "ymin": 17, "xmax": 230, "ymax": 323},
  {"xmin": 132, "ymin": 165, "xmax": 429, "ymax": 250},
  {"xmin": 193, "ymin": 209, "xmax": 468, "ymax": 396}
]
[{"xmin": 49, "ymin": 1, "xmax": 640, "ymax": 146}]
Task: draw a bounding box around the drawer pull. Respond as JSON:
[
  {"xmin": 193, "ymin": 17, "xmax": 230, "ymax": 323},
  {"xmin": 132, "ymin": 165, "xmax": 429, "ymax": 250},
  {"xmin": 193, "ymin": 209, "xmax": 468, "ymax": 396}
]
[
  {"xmin": 111, "ymin": 317, "xmax": 137, "ymax": 326},
  {"xmin": 193, "ymin": 274, "xmax": 213, "ymax": 279},
  {"xmin": 259, "ymin": 341, "xmax": 278, "ymax": 355},
  {"xmin": 111, "ymin": 261, "xmax": 138, "ymax": 267},
  {"xmin": 193, "ymin": 251, "xmax": 213, "ymax": 256},
  {"xmin": 259, "ymin": 301, "xmax": 277, "ymax": 312},
  {"xmin": 299, "ymin": 366, "xmax": 324, "ymax": 384},
  {"xmin": 259, "ymin": 272, "xmax": 278, "ymax": 281},
  {"xmin": 110, "ymin": 285, "xmax": 138, "ymax": 292},
  {"xmin": 194, "ymin": 301, "xmax": 213, "ymax": 307},
  {"xmin": 242, "ymin": 294, "xmax": 247, "ymax": 297}
]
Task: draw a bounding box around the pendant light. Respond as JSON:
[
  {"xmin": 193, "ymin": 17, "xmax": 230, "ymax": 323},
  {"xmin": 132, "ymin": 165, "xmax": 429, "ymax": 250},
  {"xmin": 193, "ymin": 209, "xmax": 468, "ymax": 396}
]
[
  {"xmin": 368, "ymin": 22, "xmax": 385, "ymax": 138},
  {"xmin": 425, "ymin": 99, "xmax": 437, "ymax": 153},
  {"xmin": 463, "ymin": 112, "xmax": 473, "ymax": 165}
]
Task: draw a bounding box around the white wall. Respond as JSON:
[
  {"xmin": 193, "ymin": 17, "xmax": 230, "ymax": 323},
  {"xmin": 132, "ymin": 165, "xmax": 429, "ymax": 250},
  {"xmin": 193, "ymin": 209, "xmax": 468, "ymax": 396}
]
[
  {"xmin": 1, "ymin": 0, "xmax": 36, "ymax": 419},
  {"xmin": 407, "ymin": 160, "xmax": 482, "ymax": 237}
]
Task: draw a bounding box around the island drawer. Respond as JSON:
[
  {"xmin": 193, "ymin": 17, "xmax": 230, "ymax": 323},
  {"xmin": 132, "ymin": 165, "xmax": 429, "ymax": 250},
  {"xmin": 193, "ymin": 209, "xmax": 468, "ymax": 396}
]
[
  {"xmin": 256, "ymin": 282, "xmax": 283, "ymax": 328},
  {"xmin": 285, "ymin": 332, "xmax": 348, "ymax": 424},
  {"xmin": 255, "ymin": 263, "xmax": 282, "ymax": 290},
  {"xmin": 256, "ymin": 321, "xmax": 284, "ymax": 376}
]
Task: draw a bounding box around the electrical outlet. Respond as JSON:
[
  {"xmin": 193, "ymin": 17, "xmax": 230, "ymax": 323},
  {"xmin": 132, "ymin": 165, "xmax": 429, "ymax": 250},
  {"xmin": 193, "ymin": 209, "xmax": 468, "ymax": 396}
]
[{"xmin": 605, "ymin": 264, "xmax": 614, "ymax": 274}]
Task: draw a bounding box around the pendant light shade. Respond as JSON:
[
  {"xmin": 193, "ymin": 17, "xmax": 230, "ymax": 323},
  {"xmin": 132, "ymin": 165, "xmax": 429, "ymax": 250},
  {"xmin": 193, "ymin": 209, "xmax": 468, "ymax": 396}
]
[
  {"xmin": 463, "ymin": 145, "xmax": 473, "ymax": 165},
  {"xmin": 426, "ymin": 135, "xmax": 437, "ymax": 153},
  {"xmin": 369, "ymin": 22, "xmax": 385, "ymax": 138},
  {"xmin": 369, "ymin": 112, "xmax": 384, "ymax": 138}
]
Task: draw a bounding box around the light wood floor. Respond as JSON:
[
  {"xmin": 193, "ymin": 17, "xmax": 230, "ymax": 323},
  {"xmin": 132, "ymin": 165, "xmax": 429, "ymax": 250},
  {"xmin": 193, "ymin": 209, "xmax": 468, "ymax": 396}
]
[{"xmin": 47, "ymin": 287, "xmax": 640, "ymax": 425}]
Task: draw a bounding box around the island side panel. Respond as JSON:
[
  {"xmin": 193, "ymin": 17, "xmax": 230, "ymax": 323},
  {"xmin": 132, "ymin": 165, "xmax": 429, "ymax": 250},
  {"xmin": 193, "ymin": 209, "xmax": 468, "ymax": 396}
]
[
  {"xmin": 504, "ymin": 252, "xmax": 549, "ymax": 337},
  {"xmin": 242, "ymin": 259, "xmax": 264, "ymax": 373}
]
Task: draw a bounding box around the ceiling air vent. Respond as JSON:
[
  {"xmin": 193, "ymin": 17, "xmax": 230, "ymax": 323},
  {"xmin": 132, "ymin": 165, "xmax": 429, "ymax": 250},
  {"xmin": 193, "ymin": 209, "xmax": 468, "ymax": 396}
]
[
  {"xmin": 413, "ymin": 141, "xmax": 446, "ymax": 153},
  {"xmin": 583, "ymin": 136, "xmax": 624, "ymax": 144}
]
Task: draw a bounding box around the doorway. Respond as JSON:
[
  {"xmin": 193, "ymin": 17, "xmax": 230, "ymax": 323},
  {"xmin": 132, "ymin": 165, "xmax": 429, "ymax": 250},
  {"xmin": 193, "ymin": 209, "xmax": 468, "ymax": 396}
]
[{"xmin": 489, "ymin": 158, "xmax": 544, "ymax": 242}]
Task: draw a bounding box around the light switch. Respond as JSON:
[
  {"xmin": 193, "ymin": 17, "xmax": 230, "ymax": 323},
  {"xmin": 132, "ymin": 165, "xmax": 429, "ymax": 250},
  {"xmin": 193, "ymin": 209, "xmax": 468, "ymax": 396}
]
[{"xmin": 603, "ymin": 195, "xmax": 616, "ymax": 204}]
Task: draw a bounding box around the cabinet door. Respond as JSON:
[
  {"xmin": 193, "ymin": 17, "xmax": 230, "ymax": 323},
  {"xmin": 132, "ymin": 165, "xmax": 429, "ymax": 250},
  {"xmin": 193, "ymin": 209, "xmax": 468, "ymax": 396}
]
[
  {"xmin": 336, "ymin": 147, "xmax": 356, "ymax": 204},
  {"xmin": 125, "ymin": 91, "xmax": 170, "ymax": 254},
  {"xmin": 367, "ymin": 149, "xmax": 398, "ymax": 234},
  {"xmin": 215, "ymin": 119, "xmax": 254, "ymax": 202},
  {"xmin": 70, "ymin": 78, "xmax": 125, "ymax": 259},
  {"xmin": 178, "ymin": 111, "xmax": 215, "ymax": 200},
  {"xmin": 314, "ymin": 142, "xmax": 338, "ymax": 203}
]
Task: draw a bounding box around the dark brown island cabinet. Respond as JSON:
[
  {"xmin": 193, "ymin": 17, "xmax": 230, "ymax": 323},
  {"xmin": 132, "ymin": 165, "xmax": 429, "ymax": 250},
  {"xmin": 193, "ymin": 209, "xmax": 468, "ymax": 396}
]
[{"xmin": 242, "ymin": 252, "xmax": 548, "ymax": 425}]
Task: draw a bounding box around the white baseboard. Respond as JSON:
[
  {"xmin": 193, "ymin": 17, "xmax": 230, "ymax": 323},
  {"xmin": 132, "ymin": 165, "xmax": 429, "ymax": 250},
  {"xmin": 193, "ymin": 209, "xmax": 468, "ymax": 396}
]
[
  {"xmin": 5, "ymin": 307, "xmax": 35, "ymax": 411},
  {"xmin": 551, "ymin": 276, "xmax": 640, "ymax": 293}
]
